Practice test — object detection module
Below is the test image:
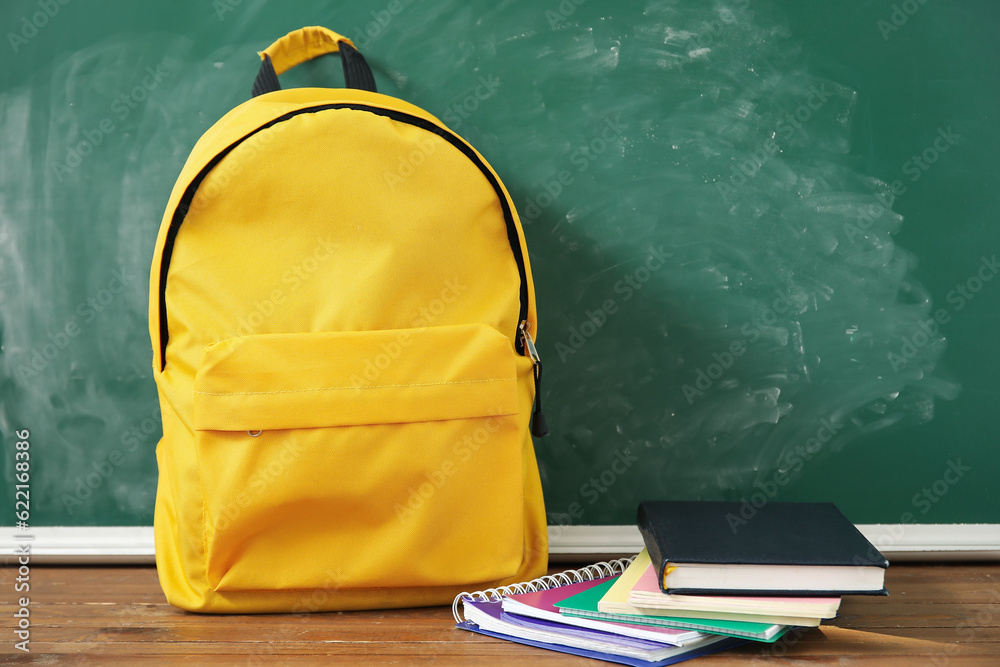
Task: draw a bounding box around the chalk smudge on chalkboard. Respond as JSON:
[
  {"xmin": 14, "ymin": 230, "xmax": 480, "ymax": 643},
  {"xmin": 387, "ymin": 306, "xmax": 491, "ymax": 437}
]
[
  {"xmin": 527, "ymin": 0, "xmax": 962, "ymax": 508},
  {"xmin": 0, "ymin": 34, "xmax": 246, "ymax": 523}
]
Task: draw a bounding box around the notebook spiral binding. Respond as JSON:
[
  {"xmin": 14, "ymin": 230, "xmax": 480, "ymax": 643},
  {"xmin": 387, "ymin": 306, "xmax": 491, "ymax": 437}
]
[{"xmin": 452, "ymin": 556, "xmax": 636, "ymax": 624}]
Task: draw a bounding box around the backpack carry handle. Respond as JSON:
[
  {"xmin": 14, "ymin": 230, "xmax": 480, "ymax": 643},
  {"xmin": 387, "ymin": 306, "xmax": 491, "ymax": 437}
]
[{"xmin": 251, "ymin": 26, "xmax": 377, "ymax": 97}]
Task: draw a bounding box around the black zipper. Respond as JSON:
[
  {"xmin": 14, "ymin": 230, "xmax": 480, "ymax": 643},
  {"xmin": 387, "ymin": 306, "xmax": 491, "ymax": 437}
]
[{"xmin": 156, "ymin": 103, "xmax": 530, "ymax": 370}]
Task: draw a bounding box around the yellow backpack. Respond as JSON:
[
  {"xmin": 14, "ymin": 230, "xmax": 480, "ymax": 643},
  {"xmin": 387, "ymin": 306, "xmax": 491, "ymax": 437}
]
[{"xmin": 148, "ymin": 27, "xmax": 548, "ymax": 613}]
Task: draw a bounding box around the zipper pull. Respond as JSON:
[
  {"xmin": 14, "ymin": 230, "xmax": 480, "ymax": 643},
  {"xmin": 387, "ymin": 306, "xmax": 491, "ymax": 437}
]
[{"xmin": 520, "ymin": 321, "xmax": 548, "ymax": 437}]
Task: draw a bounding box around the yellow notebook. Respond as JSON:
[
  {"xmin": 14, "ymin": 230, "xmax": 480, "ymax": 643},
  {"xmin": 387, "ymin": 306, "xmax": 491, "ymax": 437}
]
[
  {"xmin": 602, "ymin": 550, "xmax": 828, "ymax": 627},
  {"xmin": 598, "ymin": 549, "xmax": 653, "ymax": 614}
]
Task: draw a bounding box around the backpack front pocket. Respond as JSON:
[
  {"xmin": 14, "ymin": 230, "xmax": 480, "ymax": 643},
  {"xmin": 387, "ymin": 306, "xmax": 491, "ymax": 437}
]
[{"xmin": 192, "ymin": 323, "xmax": 525, "ymax": 592}]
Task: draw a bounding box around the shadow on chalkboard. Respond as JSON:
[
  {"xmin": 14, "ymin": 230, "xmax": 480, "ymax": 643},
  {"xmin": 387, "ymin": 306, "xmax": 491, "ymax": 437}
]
[{"xmin": 471, "ymin": 0, "xmax": 964, "ymax": 524}]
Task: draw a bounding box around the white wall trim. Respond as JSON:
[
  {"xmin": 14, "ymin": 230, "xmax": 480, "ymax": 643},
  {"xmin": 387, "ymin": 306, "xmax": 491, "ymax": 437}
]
[
  {"xmin": 548, "ymin": 524, "xmax": 1000, "ymax": 561},
  {"xmin": 1, "ymin": 526, "xmax": 155, "ymax": 564},
  {"xmin": 2, "ymin": 524, "xmax": 998, "ymax": 564}
]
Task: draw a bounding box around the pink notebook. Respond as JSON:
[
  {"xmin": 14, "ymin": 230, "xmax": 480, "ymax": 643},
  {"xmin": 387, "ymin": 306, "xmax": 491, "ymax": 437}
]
[
  {"xmin": 503, "ymin": 576, "xmax": 702, "ymax": 645},
  {"xmin": 631, "ymin": 564, "xmax": 840, "ymax": 616}
]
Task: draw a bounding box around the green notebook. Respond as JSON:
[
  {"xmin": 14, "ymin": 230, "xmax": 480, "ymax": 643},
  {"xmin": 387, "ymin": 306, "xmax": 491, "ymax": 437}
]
[{"xmin": 555, "ymin": 578, "xmax": 790, "ymax": 643}]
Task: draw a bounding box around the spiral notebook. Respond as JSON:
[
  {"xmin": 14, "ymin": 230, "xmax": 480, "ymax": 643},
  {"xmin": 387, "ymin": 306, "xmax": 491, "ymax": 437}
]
[
  {"xmin": 452, "ymin": 557, "xmax": 638, "ymax": 624},
  {"xmin": 453, "ymin": 558, "xmax": 746, "ymax": 666}
]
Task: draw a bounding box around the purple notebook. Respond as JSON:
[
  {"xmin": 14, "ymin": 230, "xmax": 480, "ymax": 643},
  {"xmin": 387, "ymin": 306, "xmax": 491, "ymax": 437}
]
[
  {"xmin": 501, "ymin": 610, "xmax": 680, "ymax": 650},
  {"xmin": 458, "ymin": 600, "xmax": 745, "ymax": 666}
]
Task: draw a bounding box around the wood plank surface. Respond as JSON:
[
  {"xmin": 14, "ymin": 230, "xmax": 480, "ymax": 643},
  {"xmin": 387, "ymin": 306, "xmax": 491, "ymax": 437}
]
[{"xmin": 1, "ymin": 563, "xmax": 998, "ymax": 665}]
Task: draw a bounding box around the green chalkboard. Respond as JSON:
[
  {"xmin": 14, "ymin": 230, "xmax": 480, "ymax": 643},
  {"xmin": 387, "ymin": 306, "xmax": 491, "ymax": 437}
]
[{"xmin": 1, "ymin": 0, "xmax": 997, "ymax": 528}]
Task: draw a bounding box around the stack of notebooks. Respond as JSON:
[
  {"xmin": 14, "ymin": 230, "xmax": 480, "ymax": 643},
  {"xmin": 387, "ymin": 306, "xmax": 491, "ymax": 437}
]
[{"xmin": 455, "ymin": 501, "xmax": 888, "ymax": 666}]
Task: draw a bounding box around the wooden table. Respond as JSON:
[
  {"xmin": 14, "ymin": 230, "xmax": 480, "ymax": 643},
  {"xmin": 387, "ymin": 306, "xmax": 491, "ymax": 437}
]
[{"xmin": 2, "ymin": 563, "xmax": 998, "ymax": 665}]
